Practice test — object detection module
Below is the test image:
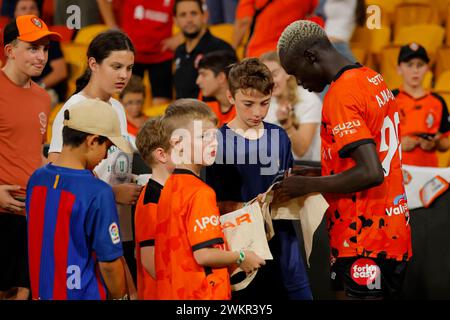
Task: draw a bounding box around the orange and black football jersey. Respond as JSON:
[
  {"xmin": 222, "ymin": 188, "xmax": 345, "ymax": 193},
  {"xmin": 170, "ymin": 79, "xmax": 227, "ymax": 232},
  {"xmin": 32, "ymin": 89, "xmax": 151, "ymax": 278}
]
[
  {"xmin": 321, "ymin": 64, "xmax": 412, "ymax": 262},
  {"xmin": 155, "ymin": 169, "xmax": 231, "ymax": 300},
  {"xmin": 134, "ymin": 179, "xmax": 162, "ymax": 300},
  {"xmin": 393, "ymin": 89, "xmax": 450, "ymax": 167},
  {"xmin": 199, "ymin": 92, "xmax": 236, "ymax": 127},
  {"xmin": 206, "ymin": 101, "xmax": 236, "ymax": 127}
]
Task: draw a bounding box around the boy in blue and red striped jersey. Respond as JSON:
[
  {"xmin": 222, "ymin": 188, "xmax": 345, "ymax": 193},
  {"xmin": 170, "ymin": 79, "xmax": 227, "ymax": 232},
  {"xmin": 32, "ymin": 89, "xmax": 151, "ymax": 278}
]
[{"xmin": 26, "ymin": 99, "xmax": 133, "ymax": 300}]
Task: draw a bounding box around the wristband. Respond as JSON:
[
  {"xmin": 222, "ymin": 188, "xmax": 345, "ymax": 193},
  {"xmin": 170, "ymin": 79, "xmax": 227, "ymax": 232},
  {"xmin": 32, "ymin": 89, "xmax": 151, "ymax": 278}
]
[{"xmin": 236, "ymin": 250, "xmax": 245, "ymax": 266}]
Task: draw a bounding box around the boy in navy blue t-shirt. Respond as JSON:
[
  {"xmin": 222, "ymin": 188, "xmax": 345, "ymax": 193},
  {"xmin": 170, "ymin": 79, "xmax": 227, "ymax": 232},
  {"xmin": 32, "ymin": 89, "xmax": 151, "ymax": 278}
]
[
  {"xmin": 205, "ymin": 58, "xmax": 312, "ymax": 300},
  {"xmin": 26, "ymin": 99, "xmax": 133, "ymax": 300}
]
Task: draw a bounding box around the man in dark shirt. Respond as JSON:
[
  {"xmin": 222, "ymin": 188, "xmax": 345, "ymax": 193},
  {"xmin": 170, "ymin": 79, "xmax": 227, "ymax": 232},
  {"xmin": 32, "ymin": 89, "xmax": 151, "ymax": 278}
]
[{"xmin": 173, "ymin": 0, "xmax": 235, "ymax": 99}]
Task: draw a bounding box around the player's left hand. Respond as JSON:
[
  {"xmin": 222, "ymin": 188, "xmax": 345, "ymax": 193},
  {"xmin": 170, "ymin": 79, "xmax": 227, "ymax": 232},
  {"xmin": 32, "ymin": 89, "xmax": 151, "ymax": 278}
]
[{"xmin": 272, "ymin": 175, "xmax": 310, "ymax": 204}]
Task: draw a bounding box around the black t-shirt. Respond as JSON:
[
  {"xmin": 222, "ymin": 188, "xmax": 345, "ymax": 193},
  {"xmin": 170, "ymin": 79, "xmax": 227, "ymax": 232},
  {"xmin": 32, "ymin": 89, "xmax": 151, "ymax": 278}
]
[{"xmin": 174, "ymin": 29, "xmax": 234, "ymax": 99}]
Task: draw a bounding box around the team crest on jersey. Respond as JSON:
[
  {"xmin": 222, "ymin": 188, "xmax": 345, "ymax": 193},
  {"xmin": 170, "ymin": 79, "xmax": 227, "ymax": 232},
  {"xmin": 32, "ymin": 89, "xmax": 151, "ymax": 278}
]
[
  {"xmin": 426, "ymin": 112, "xmax": 435, "ymax": 129},
  {"xmin": 31, "ymin": 17, "xmax": 43, "ymax": 28},
  {"xmin": 402, "ymin": 169, "xmax": 412, "ymax": 185},
  {"xmin": 38, "ymin": 112, "xmax": 47, "ymax": 135},
  {"xmin": 109, "ymin": 223, "xmax": 120, "ymax": 244}
]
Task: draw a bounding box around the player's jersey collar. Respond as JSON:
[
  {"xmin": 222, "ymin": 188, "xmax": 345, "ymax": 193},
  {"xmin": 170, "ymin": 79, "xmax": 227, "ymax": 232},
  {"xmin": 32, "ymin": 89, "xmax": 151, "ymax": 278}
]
[
  {"xmin": 332, "ymin": 63, "xmax": 363, "ymax": 82},
  {"xmin": 173, "ymin": 168, "xmax": 202, "ymax": 181}
]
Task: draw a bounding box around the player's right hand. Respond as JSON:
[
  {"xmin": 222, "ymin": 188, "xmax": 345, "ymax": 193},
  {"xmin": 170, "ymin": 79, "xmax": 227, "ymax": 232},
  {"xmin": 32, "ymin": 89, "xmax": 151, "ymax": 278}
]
[
  {"xmin": 112, "ymin": 183, "xmax": 143, "ymax": 205},
  {"xmin": 240, "ymin": 250, "xmax": 266, "ymax": 274},
  {"xmin": 0, "ymin": 185, "xmax": 26, "ymax": 213}
]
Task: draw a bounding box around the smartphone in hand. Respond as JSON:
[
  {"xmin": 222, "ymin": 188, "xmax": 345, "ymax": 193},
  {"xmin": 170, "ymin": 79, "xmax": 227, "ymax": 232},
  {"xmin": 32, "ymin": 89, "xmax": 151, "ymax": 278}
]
[{"xmin": 415, "ymin": 133, "xmax": 435, "ymax": 141}]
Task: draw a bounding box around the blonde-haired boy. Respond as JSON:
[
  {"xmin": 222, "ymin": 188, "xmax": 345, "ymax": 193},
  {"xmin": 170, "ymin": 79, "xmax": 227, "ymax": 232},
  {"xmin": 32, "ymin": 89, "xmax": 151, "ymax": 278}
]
[{"xmin": 154, "ymin": 98, "xmax": 265, "ymax": 300}]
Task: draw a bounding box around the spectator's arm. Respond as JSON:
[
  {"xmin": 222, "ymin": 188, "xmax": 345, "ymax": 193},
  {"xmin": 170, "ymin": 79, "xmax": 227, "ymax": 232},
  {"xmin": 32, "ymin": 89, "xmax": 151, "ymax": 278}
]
[
  {"xmin": 194, "ymin": 248, "xmax": 265, "ymax": 273},
  {"xmin": 140, "ymin": 246, "xmax": 156, "ymax": 279},
  {"xmin": 97, "ymin": 0, "xmax": 119, "ymax": 29},
  {"xmin": 0, "ymin": 185, "xmax": 26, "ymax": 213},
  {"xmin": 232, "ymin": 16, "xmax": 251, "ymax": 49},
  {"xmin": 286, "ymin": 123, "xmax": 318, "ymax": 158},
  {"xmin": 41, "ymin": 58, "xmax": 68, "ymax": 88},
  {"xmin": 112, "ymin": 183, "xmax": 143, "ymax": 205},
  {"xmin": 161, "ymin": 33, "xmax": 184, "ymax": 52},
  {"xmin": 98, "ymin": 258, "xmax": 127, "ymax": 299}
]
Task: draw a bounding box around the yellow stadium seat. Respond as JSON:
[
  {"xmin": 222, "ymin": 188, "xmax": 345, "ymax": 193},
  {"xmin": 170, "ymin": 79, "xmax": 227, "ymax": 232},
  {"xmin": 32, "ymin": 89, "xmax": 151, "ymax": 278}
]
[
  {"xmin": 366, "ymin": 0, "xmax": 402, "ymax": 16},
  {"xmin": 380, "ymin": 45, "xmax": 433, "ymax": 89},
  {"xmin": 446, "ymin": 6, "xmax": 450, "ymax": 44},
  {"xmin": 434, "ymin": 46, "xmax": 450, "ymax": 78},
  {"xmin": 435, "ymin": 71, "xmax": 450, "ymax": 92},
  {"xmin": 350, "ymin": 25, "xmax": 391, "ymax": 68},
  {"xmin": 393, "ymin": 3, "xmax": 440, "ymax": 37},
  {"xmin": 393, "ymin": 24, "xmax": 445, "ymax": 59},
  {"xmin": 209, "ymin": 23, "xmax": 234, "ymax": 46},
  {"xmin": 73, "ymin": 24, "xmax": 109, "ymax": 46},
  {"xmin": 46, "ymin": 103, "xmax": 64, "ymax": 144},
  {"xmin": 141, "ymin": 70, "xmax": 153, "ymax": 115},
  {"xmin": 351, "ymin": 46, "xmax": 367, "ymax": 64},
  {"xmin": 435, "ymin": 0, "xmax": 450, "ymax": 23},
  {"xmin": 61, "ymin": 43, "xmax": 88, "ymax": 98},
  {"xmin": 435, "ymin": 46, "xmax": 450, "ymax": 80},
  {"xmin": 143, "ymin": 103, "xmax": 170, "ymax": 118},
  {"xmin": 351, "ymin": 25, "xmax": 391, "ymax": 55}
]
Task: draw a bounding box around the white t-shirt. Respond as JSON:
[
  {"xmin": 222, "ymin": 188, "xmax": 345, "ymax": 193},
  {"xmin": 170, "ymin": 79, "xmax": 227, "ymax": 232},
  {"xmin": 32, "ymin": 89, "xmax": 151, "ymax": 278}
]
[
  {"xmin": 49, "ymin": 93, "xmax": 134, "ymax": 242},
  {"xmin": 265, "ymin": 86, "xmax": 322, "ymax": 162},
  {"xmin": 324, "ymin": 0, "xmax": 357, "ymax": 43}
]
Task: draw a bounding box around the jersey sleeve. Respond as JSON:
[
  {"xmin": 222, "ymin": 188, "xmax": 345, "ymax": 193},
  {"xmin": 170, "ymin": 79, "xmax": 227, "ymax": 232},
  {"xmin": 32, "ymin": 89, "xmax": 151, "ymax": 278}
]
[
  {"xmin": 435, "ymin": 93, "xmax": 450, "ymax": 135},
  {"xmin": 86, "ymin": 186, "xmax": 124, "ymax": 262},
  {"xmin": 187, "ymin": 187, "xmax": 225, "ymax": 251},
  {"xmin": 135, "ymin": 204, "xmax": 157, "ymax": 248},
  {"xmin": 327, "ymin": 91, "xmax": 375, "ymax": 158}
]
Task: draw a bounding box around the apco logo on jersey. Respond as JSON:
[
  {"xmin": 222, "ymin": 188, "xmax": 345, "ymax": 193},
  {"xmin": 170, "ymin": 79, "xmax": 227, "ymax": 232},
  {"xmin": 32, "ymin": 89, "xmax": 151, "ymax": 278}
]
[
  {"xmin": 332, "ymin": 120, "xmax": 361, "ymax": 137},
  {"xmin": 221, "ymin": 213, "xmax": 252, "ymax": 230},
  {"xmin": 194, "ymin": 215, "xmax": 220, "ymax": 232},
  {"xmin": 386, "ymin": 194, "xmax": 409, "ymax": 218},
  {"xmin": 350, "ymin": 258, "xmax": 380, "ymax": 286},
  {"xmin": 109, "ymin": 223, "xmax": 120, "ymax": 244}
]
